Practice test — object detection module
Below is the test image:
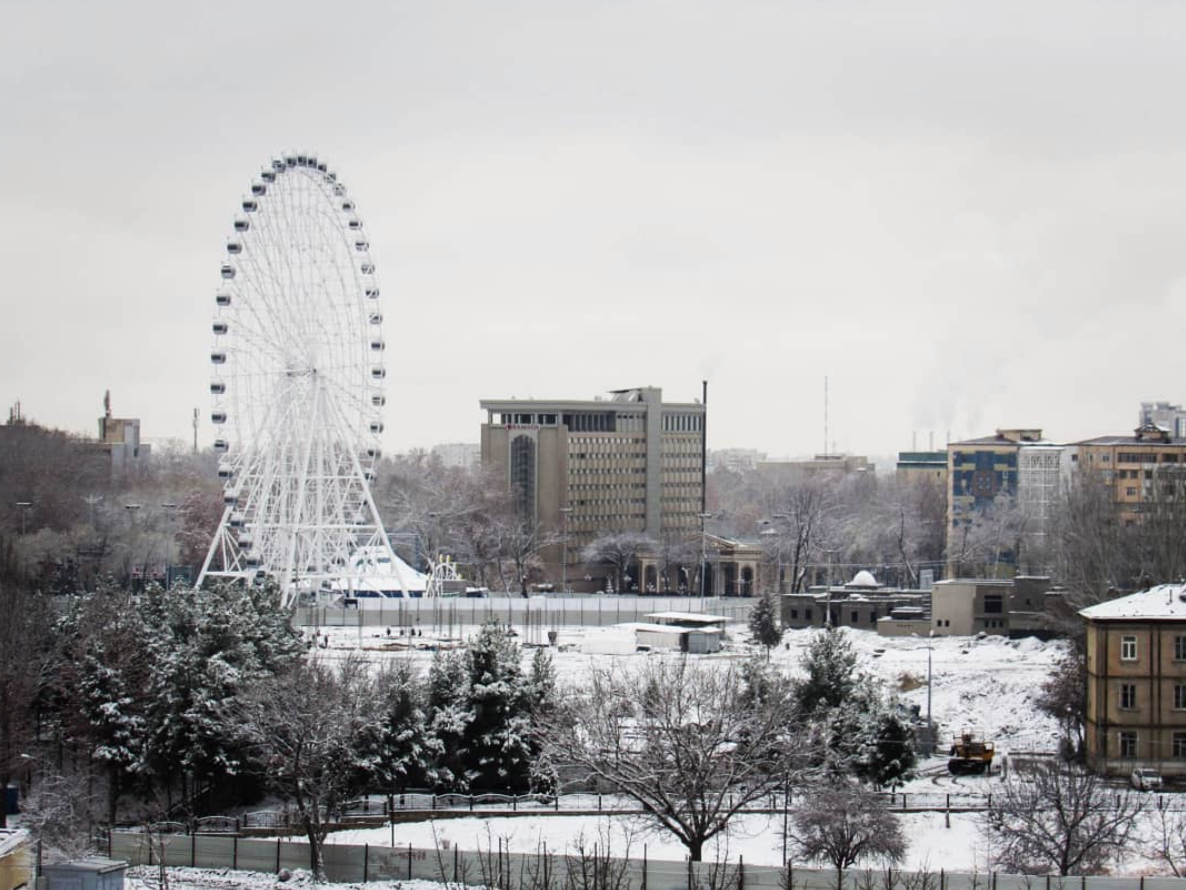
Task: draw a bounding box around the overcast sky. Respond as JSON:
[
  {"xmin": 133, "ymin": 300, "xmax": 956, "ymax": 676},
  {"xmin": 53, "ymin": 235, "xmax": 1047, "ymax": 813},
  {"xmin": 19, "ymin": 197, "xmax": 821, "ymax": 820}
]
[{"xmin": 3, "ymin": 0, "xmax": 1186, "ymax": 460}]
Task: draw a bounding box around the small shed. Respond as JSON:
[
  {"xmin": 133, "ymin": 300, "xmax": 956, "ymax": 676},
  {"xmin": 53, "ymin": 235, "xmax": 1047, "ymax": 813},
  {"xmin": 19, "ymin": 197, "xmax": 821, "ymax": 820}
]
[
  {"xmin": 40, "ymin": 859, "xmax": 128, "ymax": 890},
  {"xmin": 644, "ymin": 611, "xmax": 730, "ymax": 630},
  {"xmin": 634, "ymin": 623, "xmax": 722, "ymax": 654}
]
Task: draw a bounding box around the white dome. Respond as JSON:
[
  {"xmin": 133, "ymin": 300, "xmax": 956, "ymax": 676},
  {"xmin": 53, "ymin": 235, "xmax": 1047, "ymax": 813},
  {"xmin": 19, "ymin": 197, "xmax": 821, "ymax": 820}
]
[{"xmin": 849, "ymin": 570, "xmax": 879, "ymax": 588}]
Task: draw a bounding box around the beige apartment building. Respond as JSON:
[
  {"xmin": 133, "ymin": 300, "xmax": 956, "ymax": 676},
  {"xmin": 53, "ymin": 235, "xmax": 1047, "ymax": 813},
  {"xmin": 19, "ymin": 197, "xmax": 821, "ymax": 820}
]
[
  {"xmin": 1071, "ymin": 422, "xmax": 1186, "ymax": 525},
  {"xmin": 480, "ymin": 386, "xmax": 705, "ymax": 590},
  {"xmin": 1081, "ymin": 586, "xmax": 1186, "ymax": 776}
]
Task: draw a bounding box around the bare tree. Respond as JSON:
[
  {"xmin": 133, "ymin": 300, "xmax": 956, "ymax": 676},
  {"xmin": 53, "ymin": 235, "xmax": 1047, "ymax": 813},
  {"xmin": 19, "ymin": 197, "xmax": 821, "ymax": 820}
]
[
  {"xmin": 581, "ymin": 531, "xmax": 654, "ymax": 593},
  {"xmin": 0, "ymin": 583, "xmax": 53, "ymax": 828},
  {"xmin": 790, "ymin": 781, "xmax": 906, "ymax": 890},
  {"xmin": 539, "ymin": 656, "xmax": 801, "ymax": 861},
  {"xmin": 987, "ymin": 760, "xmax": 1144, "ymax": 875},
  {"xmin": 1035, "ymin": 640, "xmax": 1087, "ymax": 759},
  {"xmin": 1147, "ymin": 800, "xmax": 1186, "ymax": 877},
  {"xmin": 1048, "ymin": 474, "xmax": 1133, "ymax": 603},
  {"xmin": 234, "ymin": 655, "xmax": 376, "ymax": 879}
]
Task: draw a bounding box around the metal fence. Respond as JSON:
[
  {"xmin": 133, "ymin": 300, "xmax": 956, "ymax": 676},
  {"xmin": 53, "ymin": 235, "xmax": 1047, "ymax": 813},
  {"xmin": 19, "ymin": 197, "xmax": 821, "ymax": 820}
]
[
  {"xmin": 294, "ymin": 595, "xmax": 755, "ymax": 642},
  {"xmin": 158, "ymin": 787, "xmax": 1186, "ymax": 834},
  {"xmin": 109, "ymin": 830, "xmax": 1184, "ymax": 889}
]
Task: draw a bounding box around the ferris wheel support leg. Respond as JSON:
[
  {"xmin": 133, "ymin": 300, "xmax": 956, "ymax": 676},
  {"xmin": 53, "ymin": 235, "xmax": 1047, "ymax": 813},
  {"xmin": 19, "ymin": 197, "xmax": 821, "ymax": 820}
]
[{"xmin": 196, "ymin": 504, "xmax": 235, "ymax": 588}]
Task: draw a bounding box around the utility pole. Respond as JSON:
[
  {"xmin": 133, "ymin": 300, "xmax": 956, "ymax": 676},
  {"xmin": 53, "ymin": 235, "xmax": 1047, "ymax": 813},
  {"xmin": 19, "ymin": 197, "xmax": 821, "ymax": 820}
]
[{"xmin": 559, "ymin": 506, "xmax": 572, "ymax": 591}]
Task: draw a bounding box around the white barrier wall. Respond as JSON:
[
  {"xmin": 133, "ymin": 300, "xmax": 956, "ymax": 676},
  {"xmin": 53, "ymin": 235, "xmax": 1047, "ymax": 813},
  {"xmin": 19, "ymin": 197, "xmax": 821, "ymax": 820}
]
[{"xmin": 109, "ymin": 832, "xmax": 1182, "ymax": 890}]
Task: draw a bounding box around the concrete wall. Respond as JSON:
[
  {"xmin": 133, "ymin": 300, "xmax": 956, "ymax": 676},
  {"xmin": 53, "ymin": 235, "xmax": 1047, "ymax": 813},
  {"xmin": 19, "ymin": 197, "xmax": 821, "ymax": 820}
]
[{"xmin": 109, "ymin": 832, "xmax": 1186, "ymax": 889}]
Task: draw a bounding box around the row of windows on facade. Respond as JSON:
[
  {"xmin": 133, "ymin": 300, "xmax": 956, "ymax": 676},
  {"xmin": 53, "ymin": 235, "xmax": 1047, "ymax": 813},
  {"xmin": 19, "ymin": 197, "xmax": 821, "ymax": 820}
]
[
  {"xmin": 496, "ymin": 412, "xmax": 702, "ymax": 433},
  {"xmin": 1118, "ymin": 730, "xmax": 1186, "ymax": 759},
  {"xmin": 788, "ymin": 608, "xmax": 882, "ymax": 626},
  {"xmin": 1118, "ymin": 635, "xmax": 1186, "ymax": 661},
  {"xmin": 570, "ymin": 438, "xmax": 646, "ymax": 450},
  {"xmin": 1083, "ymin": 452, "xmax": 1186, "ymax": 464},
  {"xmin": 1115, "ymin": 683, "xmax": 1186, "ymax": 710}
]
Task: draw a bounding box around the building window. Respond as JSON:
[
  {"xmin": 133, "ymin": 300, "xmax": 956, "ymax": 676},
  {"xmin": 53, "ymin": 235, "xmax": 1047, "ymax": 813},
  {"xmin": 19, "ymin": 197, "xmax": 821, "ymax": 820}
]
[
  {"xmin": 805, "ymin": 608, "xmax": 813, "ymax": 621},
  {"xmin": 984, "ymin": 594, "xmax": 1003, "ymax": 614},
  {"xmin": 1175, "ymin": 732, "xmax": 1186, "ymax": 759},
  {"xmin": 1119, "ymin": 731, "xmax": 1138, "ymax": 758},
  {"xmin": 1121, "ymin": 636, "xmax": 1138, "ymax": 661},
  {"xmin": 510, "ymin": 435, "xmax": 536, "ymax": 522},
  {"xmin": 790, "ymin": 609, "xmax": 798, "ymax": 620},
  {"xmin": 1120, "ymin": 683, "xmax": 1137, "ymax": 710},
  {"xmin": 1176, "ymin": 636, "xmax": 1186, "ymax": 662},
  {"xmin": 1176, "ymin": 684, "xmax": 1186, "ymax": 711},
  {"xmin": 851, "ymin": 611, "xmax": 858, "ymax": 624}
]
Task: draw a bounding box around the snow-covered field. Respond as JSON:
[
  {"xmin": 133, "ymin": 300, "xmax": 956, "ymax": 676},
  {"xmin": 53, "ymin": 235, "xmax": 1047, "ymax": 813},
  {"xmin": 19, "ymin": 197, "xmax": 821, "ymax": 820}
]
[
  {"xmin": 312, "ymin": 618, "xmax": 1067, "ymax": 757},
  {"xmin": 298, "ymin": 619, "xmax": 1173, "ymax": 876}
]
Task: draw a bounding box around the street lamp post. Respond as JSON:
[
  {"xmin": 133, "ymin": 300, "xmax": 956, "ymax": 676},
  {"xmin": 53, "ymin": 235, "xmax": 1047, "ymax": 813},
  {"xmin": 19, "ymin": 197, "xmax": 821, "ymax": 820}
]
[
  {"xmin": 15, "ymin": 502, "xmax": 31, "ymax": 535},
  {"xmin": 698, "ymin": 511, "xmax": 713, "ymax": 608},
  {"xmin": 160, "ymin": 502, "xmax": 178, "ymax": 588},
  {"xmin": 559, "ymin": 506, "xmax": 572, "ymax": 592},
  {"xmin": 926, "ymin": 629, "xmax": 935, "ymax": 754},
  {"xmin": 771, "ymin": 512, "xmax": 790, "ymax": 595}
]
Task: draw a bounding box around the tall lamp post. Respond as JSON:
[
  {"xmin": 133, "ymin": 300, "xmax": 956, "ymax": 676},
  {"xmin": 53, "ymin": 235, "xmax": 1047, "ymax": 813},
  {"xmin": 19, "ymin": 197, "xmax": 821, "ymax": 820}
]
[
  {"xmin": 559, "ymin": 506, "xmax": 572, "ymax": 592},
  {"xmin": 926, "ymin": 629, "xmax": 935, "ymax": 754},
  {"xmin": 698, "ymin": 511, "xmax": 713, "ymax": 609},
  {"xmin": 15, "ymin": 501, "xmax": 32, "ymax": 535},
  {"xmin": 771, "ymin": 512, "xmax": 790, "ymax": 594},
  {"xmin": 160, "ymin": 502, "xmax": 178, "ymax": 588}
]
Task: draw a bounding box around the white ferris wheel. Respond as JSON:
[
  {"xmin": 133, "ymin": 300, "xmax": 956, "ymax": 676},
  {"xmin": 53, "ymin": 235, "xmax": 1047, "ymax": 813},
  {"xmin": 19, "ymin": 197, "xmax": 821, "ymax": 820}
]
[{"xmin": 197, "ymin": 153, "xmax": 401, "ymax": 605}]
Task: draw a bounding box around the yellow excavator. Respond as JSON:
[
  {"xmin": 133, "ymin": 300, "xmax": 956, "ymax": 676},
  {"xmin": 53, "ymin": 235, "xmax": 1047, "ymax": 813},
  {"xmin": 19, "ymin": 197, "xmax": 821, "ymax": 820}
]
[{"xmin": 948, "ymin": 730, "xmax": 995, "ymax": 775}]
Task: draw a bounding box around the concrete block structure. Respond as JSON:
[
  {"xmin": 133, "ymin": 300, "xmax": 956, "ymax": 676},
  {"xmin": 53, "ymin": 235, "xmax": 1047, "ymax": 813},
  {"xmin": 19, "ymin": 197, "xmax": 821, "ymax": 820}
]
[{"xmin": 930, "ymin": 575, "xmax": 1054, "ymax": 637}]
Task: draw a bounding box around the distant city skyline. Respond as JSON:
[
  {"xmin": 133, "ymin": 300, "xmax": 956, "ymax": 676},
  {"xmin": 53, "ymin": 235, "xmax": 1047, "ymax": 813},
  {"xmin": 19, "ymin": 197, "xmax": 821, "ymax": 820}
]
[{"xmin": 5, "ymin": 1, "xmax": 1186, "ymax": 458}]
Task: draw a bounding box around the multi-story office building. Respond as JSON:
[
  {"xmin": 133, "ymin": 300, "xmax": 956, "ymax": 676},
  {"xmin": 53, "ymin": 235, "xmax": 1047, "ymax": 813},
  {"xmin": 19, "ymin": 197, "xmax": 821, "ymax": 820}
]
[
  {"xmin": 1071, "ymin": 423, "xmax": 1186, "ymax": 525},
  {"xmin": 946, "ymin": 429, "xmax": 1065, "ymax": 575},
  {"xmin": 1139, "ymin": 402, "xmax": 1186, "ymax": 439},
  {"xmin": 480, "ymin": 386, "xmax": 705, "ymax": 589},
  {"xmin": 1081, "ymin": 586, "xmax": 1186, "ymax": 776}
]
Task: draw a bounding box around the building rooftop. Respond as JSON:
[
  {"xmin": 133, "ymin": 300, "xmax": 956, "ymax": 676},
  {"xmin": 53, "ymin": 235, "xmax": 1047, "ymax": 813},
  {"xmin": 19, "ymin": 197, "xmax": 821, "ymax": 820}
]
[
  {"xmin": 0, "ymin": 828, "xmax": 29, "ymax": 858},
  {"xmin": 1080, "ymin": 584, "xmax": 1186, "ymax": 621},
  {"xmin": 645, "ymin": 611, "xmax": 731, "ymax": 625},
  {"xmin": 949, "ymin": 431, "xmax": 1056, "ymax": 447}
]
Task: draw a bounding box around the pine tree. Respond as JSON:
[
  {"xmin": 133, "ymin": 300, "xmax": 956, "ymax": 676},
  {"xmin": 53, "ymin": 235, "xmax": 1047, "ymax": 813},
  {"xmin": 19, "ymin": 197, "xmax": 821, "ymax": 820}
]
[
  {"xmin": 748, "ymin": 588, "xmax": 783, "ymax": 653},
  {"xmin": 796, "ymin": 625, "xmax": 860, "ymax": 714},
  {"xmin": 463, "ymin": 621, "xmax": 533, "ymax": 793},
  {"xmin": 425, "ymin": 649, "xmax": 473, "ymax": 790}
]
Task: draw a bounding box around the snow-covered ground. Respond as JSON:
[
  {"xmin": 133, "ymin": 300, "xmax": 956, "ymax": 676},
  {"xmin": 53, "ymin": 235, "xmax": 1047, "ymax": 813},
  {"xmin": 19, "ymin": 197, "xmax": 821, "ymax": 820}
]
[
  {"xmin": 299, "ymin": 619, "xmax": 1176, "ymax": 876},
  {"xmin": 312, "ymin": 618, "xmax": 1067, "ymax": 758}
]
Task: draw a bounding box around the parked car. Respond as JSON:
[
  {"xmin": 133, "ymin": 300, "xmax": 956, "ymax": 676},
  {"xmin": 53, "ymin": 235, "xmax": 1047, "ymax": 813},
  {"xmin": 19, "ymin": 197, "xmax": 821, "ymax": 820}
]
[{"xmin": 1131, "ymin": 768, "xmax": 1163, "ymax": 791}]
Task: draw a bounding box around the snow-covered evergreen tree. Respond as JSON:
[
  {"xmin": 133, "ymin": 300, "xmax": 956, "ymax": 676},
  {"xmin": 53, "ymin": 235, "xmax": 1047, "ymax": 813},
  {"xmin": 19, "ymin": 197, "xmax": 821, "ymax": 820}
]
[
  {"xmin": 795, "ymin": 626, "xmax": 916, "ymax": 787},
  {"xmin": 748, "ymin": 588, "xmax": 783, "ymax": 652},
  {"xmin": 463, "ymin": 620, "xmax": 533, "ymax": 793},
  {"xmin": 356, "ymin": 661, "xmax": 431, "ymax": 794},
  {"xmin": 796, "ymin": 625, "xmax": 860, "ymax": 714},
  {"xmin": 425, "ymin": 649, "xmax": 473, "ymax": 791}
]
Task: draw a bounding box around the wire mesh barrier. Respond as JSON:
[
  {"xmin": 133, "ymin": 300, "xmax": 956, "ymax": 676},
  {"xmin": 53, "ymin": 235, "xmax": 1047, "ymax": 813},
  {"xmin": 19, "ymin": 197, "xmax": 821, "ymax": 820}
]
[
  {"xmin": 294, "ymin": 595, "xmax": 755, "ymax": 641},
  {"xmin": 108, "ymin": 830, "xmax": 1186, "ymax": 888}
]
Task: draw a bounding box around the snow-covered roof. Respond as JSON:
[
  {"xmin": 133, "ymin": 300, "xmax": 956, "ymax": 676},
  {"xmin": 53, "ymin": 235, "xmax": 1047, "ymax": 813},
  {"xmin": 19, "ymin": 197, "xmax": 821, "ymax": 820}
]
[
  {"xmin": 0, "ymin": 829, "xmax": 30, "ymax": 859},
  {"xmin": 632, "ymin": 622, "xmax": 721, "ymax": 635},
  {"xmin": 1079, "ymin": 584, "xmax": 1186, "ymax": 621},
  {"xmin": 847, "ymin": 570, "xmax": 879, "ymax": 588},
  {"xmin": 645, "ymin": 611, "xmax": 731, "ymax": 624}
]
